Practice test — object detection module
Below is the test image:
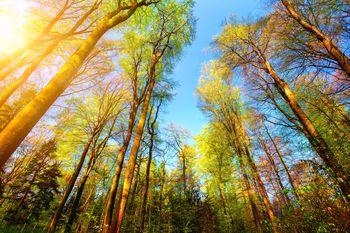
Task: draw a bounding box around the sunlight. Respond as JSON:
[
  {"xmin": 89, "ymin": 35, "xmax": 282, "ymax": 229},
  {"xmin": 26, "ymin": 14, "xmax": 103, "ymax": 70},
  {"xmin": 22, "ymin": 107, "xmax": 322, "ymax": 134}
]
[{"xmin": 0, "ymin": 0, "xmax": 30, "ymax": 55}]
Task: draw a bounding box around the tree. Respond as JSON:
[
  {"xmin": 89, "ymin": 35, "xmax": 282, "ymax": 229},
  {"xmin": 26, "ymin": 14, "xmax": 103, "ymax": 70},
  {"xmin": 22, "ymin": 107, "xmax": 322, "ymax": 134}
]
[
  {"xmin": 48, "ymin": 82, "xmax": 124, "ymax": 232},
  {"xmin": 0, "ymin": 0, "xmax": 158, "ymax": 168},
  {"xmin": 214, "ymin": 18, "xmax": 350, "ymax": 201},
  {"xmin": 2, "ymin": 139, "xmax": 60, "ymax": 228},
  {"xmin": 279, "ymin": 0, "xmax": 350, "ymax": 79},
  {"xmin": 113, "ymin": 1, "xmax": 194, "ymax": 231},
  {"xmin": 196, "ymin": 64, "xmax": 278, "ymax": 232}
]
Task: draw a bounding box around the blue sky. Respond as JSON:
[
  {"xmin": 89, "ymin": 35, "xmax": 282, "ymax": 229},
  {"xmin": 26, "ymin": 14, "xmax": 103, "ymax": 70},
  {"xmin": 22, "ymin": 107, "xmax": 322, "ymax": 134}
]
[{"xmin": 162, "ymin": 0, "xmax": 267, "ymax": 136}]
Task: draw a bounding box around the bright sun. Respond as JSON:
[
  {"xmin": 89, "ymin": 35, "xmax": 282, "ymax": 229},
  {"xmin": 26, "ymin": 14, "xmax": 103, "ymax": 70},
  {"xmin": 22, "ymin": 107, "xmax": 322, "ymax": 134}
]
[{"xmin": 0, "ymin": 0, "xmax": 30, "ymax": 55}]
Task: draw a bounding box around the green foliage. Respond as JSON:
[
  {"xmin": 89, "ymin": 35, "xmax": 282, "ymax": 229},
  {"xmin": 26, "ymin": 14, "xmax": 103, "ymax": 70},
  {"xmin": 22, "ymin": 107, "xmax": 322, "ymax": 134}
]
[{"xmin": 0, "ymin": 140, "xmax": 61, "ymax": 230}]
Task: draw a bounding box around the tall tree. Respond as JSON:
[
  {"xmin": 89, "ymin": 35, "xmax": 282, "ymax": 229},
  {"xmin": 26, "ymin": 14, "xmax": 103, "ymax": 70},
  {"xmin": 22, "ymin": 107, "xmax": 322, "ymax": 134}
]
[
  {"xmin": 0, "ymin": 0, "xmax": 158, "ymax": 168},
  {"xmin": 113, "ymin": 1, "xmax": 194, "ymax": 231},
  {"xmin": 48, "ymin": 83, "xmax": 124, "ymax": 232},
  {"xmin": 214, "ymin": 19, "xmax": 350, "ymax": 201}
]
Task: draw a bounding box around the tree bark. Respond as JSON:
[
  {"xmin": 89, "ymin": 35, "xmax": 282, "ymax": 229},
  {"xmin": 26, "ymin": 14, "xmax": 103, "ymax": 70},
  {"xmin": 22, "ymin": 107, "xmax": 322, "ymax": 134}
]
[
  {"xmin": 280, "ymin": 0, "xmax": 350, "ymax": 77},
  {"xmin": 47, "ymin": 134, "xmax": 94, "ymax": 233},
  {"xmin": 102, "ymin": 82, "xmax": 140, "ymax": 233},
  {"xmin": 244, "ymin": 146, "xmax": 279, "ymax": 233},
  {"xmin": 238, "ymin": 155, "xmax": 262, "ymax": 233},
  {"xmin": 0, "ymin": 4, "xmax": 143, "ymax": 168},
  {"xmin": 64, "ymin": 152, "xmax": 95, "ymax": 233},
  {"xmin": 263, "ymin": 59, "xmax": 350, "ymax": 202},
  {"xmin": 259, "ymin": 138, "xmax": 290, "ymax": 206},
  {"xmin": 138, "ymin": 100, "xmax": 161, "ymax": 233},
  {"xmin": 264, "ymin": 126, "xmax": 299, "ymax": 201},
  {"xmin": 113, "ymin": 57, "xmax": 157, "ymax": 233}
]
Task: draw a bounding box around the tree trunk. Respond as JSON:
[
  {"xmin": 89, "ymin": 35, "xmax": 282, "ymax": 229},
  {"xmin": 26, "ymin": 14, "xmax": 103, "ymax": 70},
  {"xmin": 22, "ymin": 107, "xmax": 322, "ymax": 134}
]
[
  {"xmin": 280, "ymin": 0, "xmax": 350, "ymax": 77},
  {"xmin": 238, "ymin": 155, "xmax": 262, "ymax": 232},
  {"xmin": 0, "ymin": 2, "xmax": 99, "ymax": 107},
  {"xmin": 263, "ymin": 59, "xmax": 350, "ymax": 202},
  {"xmin": 0, "ymin": 5, "xmax": 141, "ymax": 168},
  {"xmin": 259, "ymin": 138, "xmax": 290, "ymax": 206},
  {"xmin": 244, "ymin": 146, "xmax": 278, "ymax": 233},
  {"xmin": 128, "ymin": 160, "xmax": 142, "ymax": 230},
  {"xmin": 138, "ymin": 127, "xmax": 155, "ymax": 232},
  {"xmin": 47, "ymin": 134, "xmax": 94, "ymax": 233},
  {"xmin": 65, "ymin": 153, "xmax": 95, "ymax": 233},
  {"xmin": 113, "ymin": 58, "xmax": 157, "ymax": 233},
  {"xmin": 265, "ymin": 126, "xmax": 299, "ymax": 201},
  {"xmin": 102, "ymin": 97, "xmax": 139, "ymax": 233}
]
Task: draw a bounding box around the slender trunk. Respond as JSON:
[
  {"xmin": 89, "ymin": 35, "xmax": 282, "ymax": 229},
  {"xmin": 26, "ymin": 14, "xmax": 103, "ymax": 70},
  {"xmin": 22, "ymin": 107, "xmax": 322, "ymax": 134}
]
[
  {"xmin": 0, "ymin": 5, "xmax": 141, "ymax": 168},
  {"xmin": 263, "ymin": 59, "xmax": 350, "ymax": 201},
  {"xmin": 238, "ymin": 155, "xmax": 262, "ymax": 232},
  {"xmin": 259, "ymin": 138, "xmax": 290, "ymax": 206},
  {"xmin": 102, "ymin": 99, "xmax": 138, "ymax": 233},
  {"xmin": 138, "ymin": 130, "xmax": 154, "ymax": 232},
  {"xmin": 280, "ymin": 0, "xmax": 350, "ymax": 77},
  {"xmin": 47, "ymin": 134, "xmax": 94, "ymax": 233},
  {"xmin": 156, "ymin": 164, "xmax": 166, "ymax": 233},
  {"xmin": 114, "ymin": 60, "xmax": 157, "ymax": 233},
  {"xmin": 65, "ymin": 153, "xmax": 95, "ymax": 233},
  {"xmin": 181, "ymin": 151, "xmax": 187, "ymax": 195},
  {"xmin": 265, "ymin": 127, "xmax": 299, "ymax": 200},
  {"xmin": 129, "ymin": 161, "xmax": 142, "ymax": 227},
  {"xmin": 138, "ymin": 100, "xmax": 162, "ymax": 232},
  {"xmin": 110, "ymin": 160, "xmax": 142, "ymax": 233},
  {"xmin": 244, "ymin": 146, "xmax": 278, "ymax": 233}
]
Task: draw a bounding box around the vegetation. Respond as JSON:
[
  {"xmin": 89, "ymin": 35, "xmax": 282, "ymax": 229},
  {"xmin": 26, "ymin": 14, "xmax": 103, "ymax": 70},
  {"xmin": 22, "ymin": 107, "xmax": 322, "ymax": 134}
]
[{"xmin": 0, "ymin": 0, "xmax": 349, "ymax": 232}]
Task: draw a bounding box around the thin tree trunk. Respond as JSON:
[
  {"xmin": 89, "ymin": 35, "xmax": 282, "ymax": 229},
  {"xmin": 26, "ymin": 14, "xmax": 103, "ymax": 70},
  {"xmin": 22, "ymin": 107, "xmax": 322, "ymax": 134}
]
[
  {"xmin": 138, "ymin": 99, "xmax": 162, "ymax": 232},
  {"xmin": 264, "ymin": 126, "xmax": 299, "ymax": 200},
  {"xmin": 259, "ymin": 138, "xmax": 290, "ymax": 206},
  {"xmin": 65, "ymin": 153, "xmax": 95, "ymax": 233},
  {"xmin": 244, "ymin": 146, "xmax": 279, "ymax": 233},
  {"xmin": 47, "ymin": 134, "xmax": 94, "ymax": 233},
  {"xmin": 263, "ymin": 59, "xmax": 350, "ymax": 201},
  {"xmin": 113, "ymin": 59, "xmax": 157, "ymax": 233},
  {"xmin": 102, "ymin": 99, "xmax": 138, "ymax": 233},
  {"xmin": 130, "ymin": 161, "xmax": 142, "ymax": 224},
  {"xmin": 138, "ymin": 150, "xmax": 154, "ymax": 233},
  {"xmin": 0, "ymin": 4, "xmax": 143, "ymax": 168},
  {"xmin": 238, "ymin": 155, "xmax": 262, "ymax": 232},
  {"xmin": 280, "ymin": 0, "xmax": 350, "ymax": 77}
]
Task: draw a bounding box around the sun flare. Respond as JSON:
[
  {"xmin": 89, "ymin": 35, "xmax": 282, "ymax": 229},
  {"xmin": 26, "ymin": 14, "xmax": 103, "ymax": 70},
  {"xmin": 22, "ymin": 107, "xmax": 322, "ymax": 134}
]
[{"xmin": 0, "ymin": 0, "xmax": 30, "ymax": 55}]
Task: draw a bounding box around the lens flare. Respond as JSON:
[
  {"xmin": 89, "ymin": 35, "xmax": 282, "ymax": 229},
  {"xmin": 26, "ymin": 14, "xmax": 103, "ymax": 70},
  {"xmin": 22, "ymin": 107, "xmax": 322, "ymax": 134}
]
[{"xmin": 0, "ymin": 0, "xmax": 30, "ymax": 55}]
